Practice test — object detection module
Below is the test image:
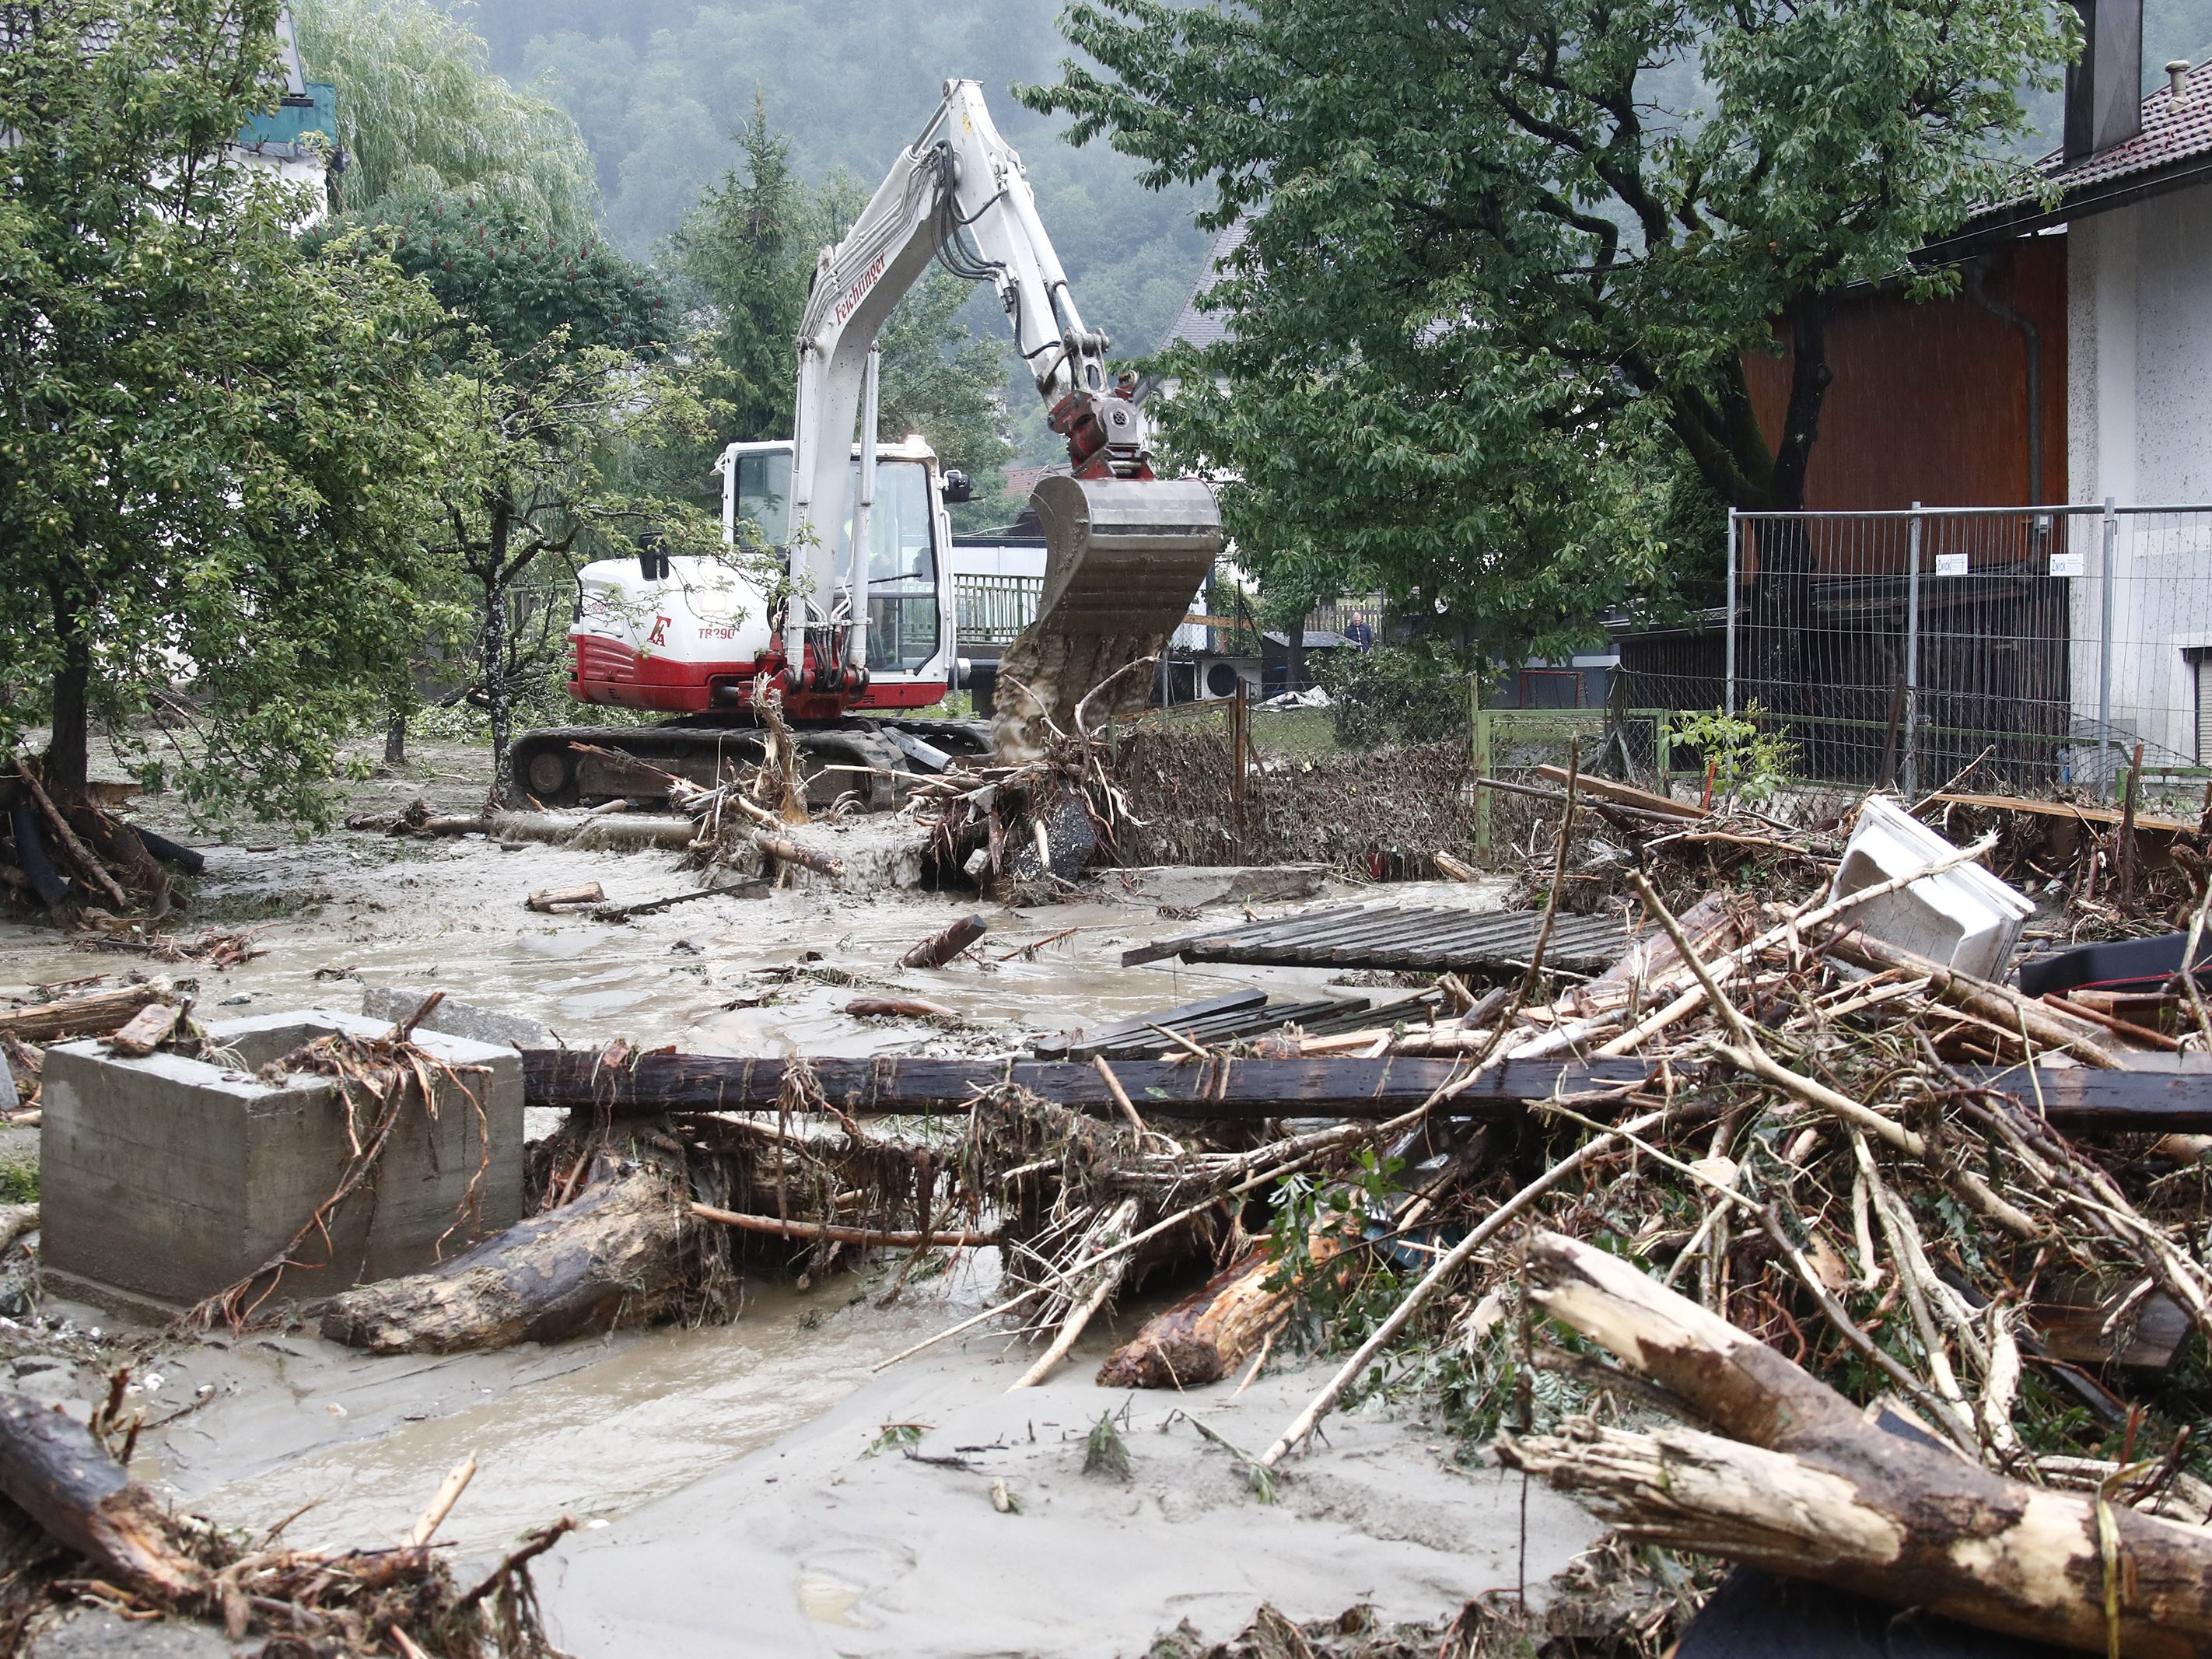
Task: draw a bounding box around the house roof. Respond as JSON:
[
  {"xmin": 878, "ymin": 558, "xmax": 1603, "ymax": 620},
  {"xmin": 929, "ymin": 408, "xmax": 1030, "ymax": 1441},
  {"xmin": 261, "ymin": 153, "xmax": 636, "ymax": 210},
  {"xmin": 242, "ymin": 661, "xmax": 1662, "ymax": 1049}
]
[
  {"xmin": 1153, "ymin": 218, "xmax": 1250, "ymax": 356},
  {"xmin": 1934, "ymin": 59, "xmax": 2212, "ymax": 254}
]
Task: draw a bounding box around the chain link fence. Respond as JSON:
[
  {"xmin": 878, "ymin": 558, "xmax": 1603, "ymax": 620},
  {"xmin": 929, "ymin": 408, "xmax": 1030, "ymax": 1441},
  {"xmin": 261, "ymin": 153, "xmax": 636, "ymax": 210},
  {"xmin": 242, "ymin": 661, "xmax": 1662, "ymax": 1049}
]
[{"xmin": 1722, "ymin": 503, "xmax": 2212, "ymax": 804}]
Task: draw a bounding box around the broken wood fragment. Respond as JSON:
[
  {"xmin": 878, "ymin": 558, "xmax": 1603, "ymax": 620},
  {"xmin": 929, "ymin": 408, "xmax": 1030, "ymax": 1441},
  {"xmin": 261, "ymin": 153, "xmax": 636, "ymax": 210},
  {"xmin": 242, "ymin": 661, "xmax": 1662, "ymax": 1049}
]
[
  {"xmin": 899, "ymin": 912, "xmax": 988, "ymax": 969},
  {"xmin": 1500, "ymin": 1230, "xmax": 2212, "ymax": 1659},
  {"xmin": 527, "ymin": 882, "xmax": 605, "ymax": 913},
  {"xmin": 1097, "ymin": 1230, "xmax": 1349, "ymax": 1389},
  {"xmin": 106, "ymin": 1002, "xmax": 179, "ymax": 1058},
  {"xmin": 845, "ymin": 996, "xmax": 958, "ymax": 1020}
]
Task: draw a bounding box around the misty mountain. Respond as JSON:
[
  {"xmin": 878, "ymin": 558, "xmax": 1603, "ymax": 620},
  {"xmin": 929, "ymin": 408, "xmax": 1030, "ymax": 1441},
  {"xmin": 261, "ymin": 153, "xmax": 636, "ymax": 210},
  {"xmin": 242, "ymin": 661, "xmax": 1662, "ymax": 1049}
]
[{"xmin": 456, "ymin": 0, "xmax": 1213, "ymax": 365}]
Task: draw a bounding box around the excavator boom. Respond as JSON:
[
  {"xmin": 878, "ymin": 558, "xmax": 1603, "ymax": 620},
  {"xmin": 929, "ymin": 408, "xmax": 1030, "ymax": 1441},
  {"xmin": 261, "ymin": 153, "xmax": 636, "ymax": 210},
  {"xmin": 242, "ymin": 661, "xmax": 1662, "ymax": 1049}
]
[{"xmin": 785, "ymin": 79, "xmax": 1220, "ymax": 757}]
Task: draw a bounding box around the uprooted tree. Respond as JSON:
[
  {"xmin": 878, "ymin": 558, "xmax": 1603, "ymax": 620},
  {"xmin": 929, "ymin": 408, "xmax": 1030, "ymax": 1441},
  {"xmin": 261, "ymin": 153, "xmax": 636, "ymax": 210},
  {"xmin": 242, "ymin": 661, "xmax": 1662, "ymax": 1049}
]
[
  {"xmin": 0, "ymin": 0, "xmax": 449, "ymax": 819},
  {"xmin": 1024, "ymin": 0, "xmax": 2071, "ymax": 650}
]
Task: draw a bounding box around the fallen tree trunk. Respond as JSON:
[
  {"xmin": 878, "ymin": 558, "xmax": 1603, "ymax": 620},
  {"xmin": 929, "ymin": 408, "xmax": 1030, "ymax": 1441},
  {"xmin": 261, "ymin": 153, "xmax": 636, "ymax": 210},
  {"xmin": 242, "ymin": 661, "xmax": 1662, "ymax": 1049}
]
[
  {"xmin": 1097, "ymin": 1228, "xmax": 1349, "ymax": 1389},
  {"xmin": 319, "ymin": 1167, "xmax": 689, "ymax": 1354},
  {"xmin": 0, "ymin": 979, "xmax": 173, "ymax": 1044},
  {"xmin": 0, "ymin": 1393, "xmax": 201, "ymax": 1596},
  {"xmin": 1499, "ymin": 1230, "xmax": 2212, "ymax": 1658}
]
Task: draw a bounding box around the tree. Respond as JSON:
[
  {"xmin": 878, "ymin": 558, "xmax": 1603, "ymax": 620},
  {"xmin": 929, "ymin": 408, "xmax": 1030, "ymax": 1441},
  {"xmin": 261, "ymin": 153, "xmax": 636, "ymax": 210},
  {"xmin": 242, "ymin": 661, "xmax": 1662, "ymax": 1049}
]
[
  {"xmin": 1024, "ymin": 0, "xmax": 2070, "ymax": 648},
  {"xmin": 0, "ymin": 0, "xmax": 450, "ymax": 820},
  {"xmin": 292, "ymin": 0, "xmax": 599, "ymax": 233},
  {"xmin": 416, "ymin": 334, "xmax": 721, "ymax": 805},
  {"xmin": 312, "ymin": 200, "xmax": 712, "ymax": 800},
  {"xmin": 310, "ymin": 191, "xmax": 669, "ymax": 363},
  {"xmin": 668, "ymin": 99, "xmax": 814, "ymax": 445}
]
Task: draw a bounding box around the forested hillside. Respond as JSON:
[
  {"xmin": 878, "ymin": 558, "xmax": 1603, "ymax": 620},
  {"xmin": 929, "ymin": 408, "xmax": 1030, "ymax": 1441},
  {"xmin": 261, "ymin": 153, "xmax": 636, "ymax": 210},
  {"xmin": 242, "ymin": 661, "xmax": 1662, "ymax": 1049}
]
[{"xmin": 455, "ymin": 0, "xmax": 1213, "ymax": 365}]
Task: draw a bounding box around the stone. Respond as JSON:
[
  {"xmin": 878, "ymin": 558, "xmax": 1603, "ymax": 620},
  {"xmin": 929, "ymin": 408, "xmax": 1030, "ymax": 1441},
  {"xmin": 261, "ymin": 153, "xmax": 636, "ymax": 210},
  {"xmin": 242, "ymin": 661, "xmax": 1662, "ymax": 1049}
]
[{"xmin": 40, "ymin": 1010, "xmax": 523, "ymax": 1313}]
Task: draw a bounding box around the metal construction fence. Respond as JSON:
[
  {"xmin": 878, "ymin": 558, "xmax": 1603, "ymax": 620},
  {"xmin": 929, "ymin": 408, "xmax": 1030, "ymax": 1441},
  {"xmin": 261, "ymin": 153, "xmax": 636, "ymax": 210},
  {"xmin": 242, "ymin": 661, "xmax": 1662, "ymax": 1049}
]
[{"xmin": 1720, "ymin": 502, "xmax": 2212, "ymax": 801}]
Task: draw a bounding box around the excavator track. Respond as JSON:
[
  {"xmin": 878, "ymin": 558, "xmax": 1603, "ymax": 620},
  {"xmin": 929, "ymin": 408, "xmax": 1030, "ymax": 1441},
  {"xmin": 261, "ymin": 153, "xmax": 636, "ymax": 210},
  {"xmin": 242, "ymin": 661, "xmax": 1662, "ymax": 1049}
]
[
  {"xmin": 511, "ymin": 718, "xmax": 992, "ymax": 810},
  {"xmin": 991, "ymin": 475, "xmax": 1223, "ymax": 760}
]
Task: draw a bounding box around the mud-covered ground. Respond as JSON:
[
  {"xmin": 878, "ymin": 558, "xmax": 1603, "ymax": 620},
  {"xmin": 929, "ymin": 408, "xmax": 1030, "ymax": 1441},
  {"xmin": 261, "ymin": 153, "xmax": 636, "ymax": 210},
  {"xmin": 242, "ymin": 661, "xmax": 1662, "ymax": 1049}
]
[{"xmin": 0, "ymin": 739, "xmax": 1602, "ymax": 1657}]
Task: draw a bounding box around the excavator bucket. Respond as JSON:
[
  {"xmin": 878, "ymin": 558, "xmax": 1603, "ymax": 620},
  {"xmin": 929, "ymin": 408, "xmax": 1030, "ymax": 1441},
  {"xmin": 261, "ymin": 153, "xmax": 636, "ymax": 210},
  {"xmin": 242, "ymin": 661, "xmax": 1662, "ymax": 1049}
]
[{"xmin": 991, "ymin": 474, "xmax": 1223, "ymax": 761}]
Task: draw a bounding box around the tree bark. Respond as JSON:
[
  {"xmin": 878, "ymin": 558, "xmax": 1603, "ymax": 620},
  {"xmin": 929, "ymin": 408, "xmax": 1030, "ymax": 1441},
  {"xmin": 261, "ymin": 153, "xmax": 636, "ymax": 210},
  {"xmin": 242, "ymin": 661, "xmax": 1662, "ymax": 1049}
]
[
  {"xmin": 318, "ymin": 1167, "xmax": 689, "ymax": 1354},
  {"xmin": 0, "ymin": 1393, "xmax": 201, "ymax": 1597},
  {"xmin": 480, "ymin": 494, "xmax": 519, "ymax": 808},
  {"xmin": 384, "ymin": 711, "xmax": 408, "ymax": 768},
  {"xmin": 42, "ymin": 579, "xmax": 92, "ymax": 807},
  {"xmin": 1499, "ymin": 1230, "xmax": 2212, "ymax": 1659},
  {"xmin": 1096, "ymin": 1228, "xmax": 1348, "ymax": 1389}
]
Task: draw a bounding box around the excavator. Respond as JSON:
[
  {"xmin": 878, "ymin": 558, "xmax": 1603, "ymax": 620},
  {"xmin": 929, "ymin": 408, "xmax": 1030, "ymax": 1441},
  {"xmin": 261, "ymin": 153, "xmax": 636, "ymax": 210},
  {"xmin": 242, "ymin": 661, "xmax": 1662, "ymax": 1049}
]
[{"xmin": 512, "ymin": 80, "xmax": 1222, "ymax": 809}]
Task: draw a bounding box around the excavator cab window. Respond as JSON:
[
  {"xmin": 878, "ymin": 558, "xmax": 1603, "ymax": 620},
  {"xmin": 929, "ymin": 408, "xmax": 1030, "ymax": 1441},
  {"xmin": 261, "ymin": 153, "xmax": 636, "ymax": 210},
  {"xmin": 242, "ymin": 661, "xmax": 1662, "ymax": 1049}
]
[
  {"xmin": 855, "ymin": 460, "xmax": 940, "ymax": 673},
  {"xmin": 734, "ymin": 451, "xmax": 793, "ymax": 548}
]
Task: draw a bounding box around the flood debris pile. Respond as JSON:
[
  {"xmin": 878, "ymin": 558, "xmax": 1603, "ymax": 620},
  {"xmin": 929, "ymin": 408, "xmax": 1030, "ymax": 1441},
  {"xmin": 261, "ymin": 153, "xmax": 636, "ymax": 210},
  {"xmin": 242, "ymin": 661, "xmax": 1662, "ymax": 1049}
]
[
  {"xmin": 1101, "ymin": 720, "xmax": 1479, "ymax": 880},
  {"xmin": 0, "ymin": 1383, "xmax": 571, "ymax": 1656},
  {"xmin": 0, "ymin": 757, "xmax": 205, "ymax": 922},
  {"xmin": 919, "ymin": 781, "xmax": 2212, "ymax": 1652}
]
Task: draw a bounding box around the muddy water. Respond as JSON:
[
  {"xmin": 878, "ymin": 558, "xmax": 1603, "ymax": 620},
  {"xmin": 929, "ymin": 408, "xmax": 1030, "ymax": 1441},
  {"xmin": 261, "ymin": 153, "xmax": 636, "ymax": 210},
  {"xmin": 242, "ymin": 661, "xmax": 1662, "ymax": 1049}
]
[
  {"xmin": 155, "ymin": 1268, "xmax": 1006, "ymax": 1555},
  {"xmin": 0, "ymin": 749, "xmax": 1563, "ymax": 1653}
]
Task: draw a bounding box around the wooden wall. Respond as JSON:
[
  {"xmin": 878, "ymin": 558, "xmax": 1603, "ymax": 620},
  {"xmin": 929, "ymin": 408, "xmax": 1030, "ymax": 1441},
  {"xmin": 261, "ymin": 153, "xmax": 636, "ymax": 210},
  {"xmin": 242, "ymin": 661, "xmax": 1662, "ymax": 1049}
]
[{"xmin": 1744, "ymin": 236, "xmax": 2068, "ymax": 511}]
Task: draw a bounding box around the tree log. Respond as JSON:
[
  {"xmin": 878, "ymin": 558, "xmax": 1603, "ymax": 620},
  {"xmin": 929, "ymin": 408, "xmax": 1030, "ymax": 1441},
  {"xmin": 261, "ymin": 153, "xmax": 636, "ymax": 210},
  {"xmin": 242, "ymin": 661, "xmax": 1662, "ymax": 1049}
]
[
  {"xmin": 6, "ymin": 800, "xmax": 69, "ymax": 908},
  {"xmin": 1498, "ymin": 1230, "xmax": 2212, "ymax": 1658},
  {"xmin": 899, "ymin": 913, "xmax": 988, "ymax": 969},
  {"xmin": 0, "ymin": 980, "xmax": 174, "ymax": 1044},
  {"xmin": 319, "ymin": 1167, "xmax": 689, "ymax": 1354},
  {"xmin": 1096, "ymin": 1229, "xmax": 1349, "ymax": 1389},
  {"xmin": 519, "ymin": 1049, "xmax": 1651, "ymax": 1120},
  {"xmin": 526, "ymin": 882, "xmax": 604, "ymax": 912},
  {"xmin": 0, "ymin": 1393, "xmax": 201, "ymax": 1597}
]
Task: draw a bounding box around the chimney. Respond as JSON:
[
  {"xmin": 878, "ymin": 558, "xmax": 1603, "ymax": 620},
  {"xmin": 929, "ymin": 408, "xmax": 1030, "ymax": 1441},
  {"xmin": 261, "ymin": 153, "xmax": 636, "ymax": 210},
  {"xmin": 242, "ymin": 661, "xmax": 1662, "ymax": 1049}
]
[
  {"xmin": 2169, "ymin": 59, "xmax": 2193, "ymax": 100},
  {"xmin": 2065, "ymin": 0, "xmax": 2144, "ymax": 160}
]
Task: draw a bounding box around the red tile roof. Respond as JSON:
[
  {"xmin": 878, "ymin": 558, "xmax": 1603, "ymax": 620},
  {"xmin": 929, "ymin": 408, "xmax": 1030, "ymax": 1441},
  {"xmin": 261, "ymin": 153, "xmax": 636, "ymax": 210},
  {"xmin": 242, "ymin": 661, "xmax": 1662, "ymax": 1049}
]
[{"xmin": 2030, "ymin": 60, "xmax": 2212, "ymax": 194}]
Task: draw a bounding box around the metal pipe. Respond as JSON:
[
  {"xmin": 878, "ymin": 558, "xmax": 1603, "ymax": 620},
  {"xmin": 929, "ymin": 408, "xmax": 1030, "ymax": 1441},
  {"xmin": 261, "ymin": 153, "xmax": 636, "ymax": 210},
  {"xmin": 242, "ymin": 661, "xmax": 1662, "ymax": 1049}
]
[
  {"xmin": 849, "ymin": 345, "xmax": 879, "ymax": 677},
  {"xmin": 1904, "ymin": 503, "xmax": 1923, "ymax": 799},
  {"xmin": 2101, "ymin": 496, "xmax": 2118, "ymax": 795},
  {"xmin": 1724, "ymin": 508, "xmax": 1738, "ymax": 716}
]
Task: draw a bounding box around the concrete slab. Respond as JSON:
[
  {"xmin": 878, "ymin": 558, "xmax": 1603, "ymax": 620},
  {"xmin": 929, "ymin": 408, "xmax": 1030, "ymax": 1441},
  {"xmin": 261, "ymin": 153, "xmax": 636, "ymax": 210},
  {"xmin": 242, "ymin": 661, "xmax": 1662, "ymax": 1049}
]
[{"xmin": 41, "ymin": 1010, "xmax": 523, "ymax": 1311}]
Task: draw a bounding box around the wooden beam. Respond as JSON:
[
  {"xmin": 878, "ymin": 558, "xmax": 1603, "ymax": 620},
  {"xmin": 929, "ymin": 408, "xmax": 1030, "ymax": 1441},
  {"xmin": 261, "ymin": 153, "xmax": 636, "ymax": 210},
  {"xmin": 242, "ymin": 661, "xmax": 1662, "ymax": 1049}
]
[
  {"xmin": 518, "ymin": 1051, "xmax": 1652, "ymax": 1119},
  {"xmin": 1958, "ymin": 1064, "xmax": 2212, "ymax": 1131}
]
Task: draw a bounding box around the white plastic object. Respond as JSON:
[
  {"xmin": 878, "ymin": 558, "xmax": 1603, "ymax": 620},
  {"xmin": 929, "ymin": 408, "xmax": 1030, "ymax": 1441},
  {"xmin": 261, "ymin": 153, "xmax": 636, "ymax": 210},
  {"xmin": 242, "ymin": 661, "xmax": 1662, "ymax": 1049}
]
[{"xmin": 1827, "ymin": 796, "xmax": 2034, "ymax": 980}]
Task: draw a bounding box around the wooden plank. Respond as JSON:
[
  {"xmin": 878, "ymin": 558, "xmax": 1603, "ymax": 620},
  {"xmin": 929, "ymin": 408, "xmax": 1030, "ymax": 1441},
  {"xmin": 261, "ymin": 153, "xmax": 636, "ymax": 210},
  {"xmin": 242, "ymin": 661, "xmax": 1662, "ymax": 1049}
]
[
  {"xmin": 1534, "ymin": 765, "xmax": 1706, "ymax": 820},
  {"xmin": 1958, "ymin": 1064, "xmax": 2212, "ymax": 1131},
  {"xmin": 1932, "ymin": 792, "xmax": 2192, "ymax": 836},
  {"xmin": 519, "ymin": 1052, "xmax": 1652, "ymax": 1120}
]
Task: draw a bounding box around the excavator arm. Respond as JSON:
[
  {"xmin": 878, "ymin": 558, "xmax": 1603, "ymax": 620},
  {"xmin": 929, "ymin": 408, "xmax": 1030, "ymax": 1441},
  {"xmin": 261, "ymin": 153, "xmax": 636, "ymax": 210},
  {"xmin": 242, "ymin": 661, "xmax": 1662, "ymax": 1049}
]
[{"xmin": 783, "ymin": 78, "xmax": 1220, "ymax": 758}]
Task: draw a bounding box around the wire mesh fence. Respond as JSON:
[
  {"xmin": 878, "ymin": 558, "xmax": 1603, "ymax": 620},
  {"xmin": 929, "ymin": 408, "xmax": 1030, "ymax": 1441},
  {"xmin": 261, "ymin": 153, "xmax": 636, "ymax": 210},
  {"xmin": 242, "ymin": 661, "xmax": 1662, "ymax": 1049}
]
[{"xmin": 1726, "ymin": 503, "xmax": 2212, "ymax": 805}]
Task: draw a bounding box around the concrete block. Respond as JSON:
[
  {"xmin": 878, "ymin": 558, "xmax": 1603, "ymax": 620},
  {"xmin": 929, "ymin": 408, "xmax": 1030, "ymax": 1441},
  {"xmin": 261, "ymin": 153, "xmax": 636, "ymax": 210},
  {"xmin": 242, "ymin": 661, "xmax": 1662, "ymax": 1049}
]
[
  {"xmin": 1829, "ymin": 797, "xmax": 2034, "ymax": 980},
  {"xmin": 360, "ymin": 985, "xmax": 551, "ymax": 1050},
  {"xmin": 41, "ymin": 1010, "xmax": 523, "ymax": 1311}
]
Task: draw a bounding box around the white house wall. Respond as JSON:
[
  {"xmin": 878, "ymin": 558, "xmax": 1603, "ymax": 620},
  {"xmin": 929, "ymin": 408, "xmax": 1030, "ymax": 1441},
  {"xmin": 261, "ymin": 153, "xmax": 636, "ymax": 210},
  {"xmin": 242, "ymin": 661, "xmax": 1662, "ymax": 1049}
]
[{"xmin": 2065, "ymin": 190, "xmax": 2212, "ymax": 772}]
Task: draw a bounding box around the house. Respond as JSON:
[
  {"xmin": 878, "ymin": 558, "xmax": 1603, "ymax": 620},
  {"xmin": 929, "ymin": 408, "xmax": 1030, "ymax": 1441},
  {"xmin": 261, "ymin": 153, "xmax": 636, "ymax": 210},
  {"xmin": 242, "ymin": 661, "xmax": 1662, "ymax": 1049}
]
[
  {"xmin": 234, "ymin": 11, "xmax": 341, "ymax": 219},
  {"xmin": 1619, "ymin": 2, "xmax": 2212, "ymax": 786}
]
